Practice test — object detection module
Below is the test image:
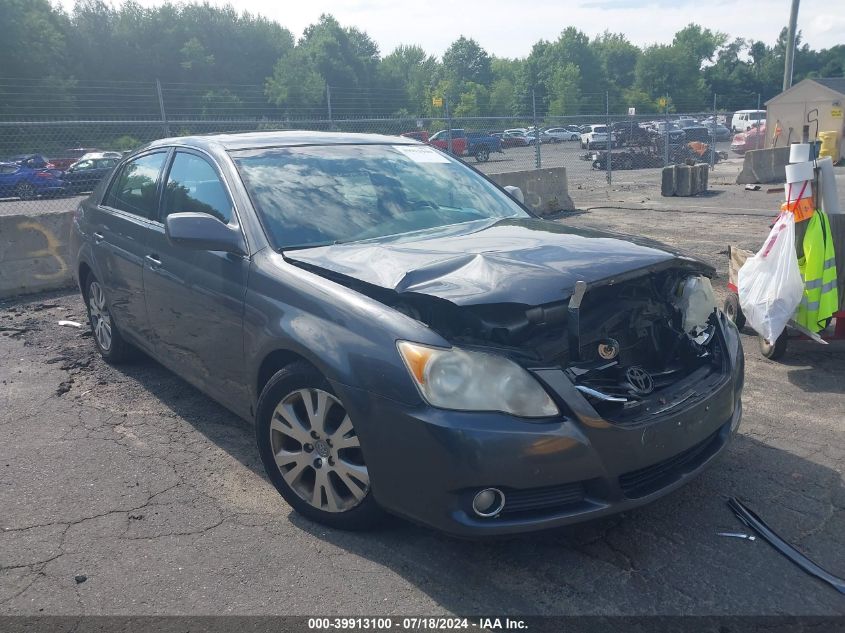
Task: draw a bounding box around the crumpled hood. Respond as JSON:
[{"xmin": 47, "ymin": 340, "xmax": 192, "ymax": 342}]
[{"xmin": 286, "ymin": 217, "xmax": 706, "ymax": 306}]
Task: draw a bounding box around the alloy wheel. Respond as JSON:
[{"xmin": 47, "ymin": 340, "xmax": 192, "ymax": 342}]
[
  {"xmin": 270, "ymin": 388, "xmax": 369, "ymax": 513},
  {"xmin": 88, "ymin": 280, "xmax": 112, "ymax": 352},
  {"xmin": 17, "ymin": 183, "xmax": 35, "ymax": 200}
]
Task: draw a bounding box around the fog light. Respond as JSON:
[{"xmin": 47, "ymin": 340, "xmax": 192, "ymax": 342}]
[{"xmin": 472, "ymin": 488, "xmax": 505, "ymax": 517}]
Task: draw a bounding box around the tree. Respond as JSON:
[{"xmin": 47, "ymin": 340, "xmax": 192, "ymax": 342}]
[
  {"xmin": 672, "ymin": 24, "xmax": 727, "ymax": 67},
  {"xmin": 592, "ymin": 32, "xmax": 640, "ymax": 92},
  {"xmin": 442, "ymin": 37, "xmax": 493, "ymax": 87},
  {"xmin": 547, "ymin": 64, "xmax": 582, "ymax": 115}
]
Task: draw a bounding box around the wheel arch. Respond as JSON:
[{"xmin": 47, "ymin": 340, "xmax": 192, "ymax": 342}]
[{"xmin": 255, "ymin": 348, "xmax": 322, "ymax": 405}]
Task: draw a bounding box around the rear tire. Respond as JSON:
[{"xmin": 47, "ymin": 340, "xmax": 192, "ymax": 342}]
[
  {"xmin": 17, "ymin": 182, "xmax": 36, "ymax": 201},
  {"xmin": 256, "ymin": 361, "xmax": 385, "ymax": 530},
  {"xmin": 84, "ymin": 273, "xmax": 132, "ymax": 363}
]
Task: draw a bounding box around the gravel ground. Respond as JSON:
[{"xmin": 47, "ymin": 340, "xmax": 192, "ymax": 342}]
[{"xmin": 1, "ymin": 176, "xmax": 844, "ymax": 617}]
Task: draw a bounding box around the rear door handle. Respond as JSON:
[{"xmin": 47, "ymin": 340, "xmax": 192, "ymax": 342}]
[
  {"xmin": 145, "ymin": 254, "xmax": 162, "ymax": 268},
  {"xmin": 93, "ymin": 232, "xmax": 104, "ymax": 243}
]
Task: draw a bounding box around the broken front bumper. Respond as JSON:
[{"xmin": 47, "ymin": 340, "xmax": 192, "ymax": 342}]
[{"xmin": 332, "ymin": 313, "xmax": 744, "ymax": 537}]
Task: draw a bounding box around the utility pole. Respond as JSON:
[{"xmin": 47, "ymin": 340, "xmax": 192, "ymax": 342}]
[
  {"xmin": 783, "ymin": 0, "xmax": 800, "ymax": 92},
  {"xmin": 605, "ymin": 91, "xmax": 611, "ymax": 185},
  {"xmin": 532, "ymin": 89, "xmax": 541, "ymax": 169},
  {"xmin": 445, "ymin": 99, "xmax": 453, "ymax": 156},
  {"xmin": 155, "ymin": 79, "xmax": 170, "ymax": 137},
  {"xmin": 326, "ymin": 84, "xmax": 333, "ymax": 130},
  {"xmin": 711, "ymin": 93, "xmax": 717, "ymax": 171},
  {"xmin": 663, "ymin": 95, "xmax": 670, "ymax": 167}
]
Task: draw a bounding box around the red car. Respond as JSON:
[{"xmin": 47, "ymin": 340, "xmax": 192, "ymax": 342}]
[
  {"xmin": 730, "ymin": 124, "xmax": 766, "ymax": 154},
  {"xmin": 400, "ymin": 131, "xmax": 430, "ymax": 143}
]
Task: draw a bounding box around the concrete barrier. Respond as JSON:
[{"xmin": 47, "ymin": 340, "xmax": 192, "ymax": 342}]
[
  {"xmin": 0, "ymin": 211, "xmax": 75, "ymax": 299},
  {"xmin": 735, "ymin": 147, "xmax": 791, "ymax": 185},
  {"xmin": 662, "ymin": 164, "xmax": 709, "ymax": 197},
  {"xmin": 489, "ymin": 167, "xmax": 575, "ymax": 215}
]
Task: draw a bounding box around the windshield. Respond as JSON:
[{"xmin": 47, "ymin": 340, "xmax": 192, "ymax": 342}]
[{"xmin": 232, "ymin": 143, "xmax": 527, "ymax": 250}]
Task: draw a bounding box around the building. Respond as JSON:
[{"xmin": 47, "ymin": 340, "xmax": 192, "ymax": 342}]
[{"xmin": 765, "ymin": 77, "xmax": 845, "ymax": 161}]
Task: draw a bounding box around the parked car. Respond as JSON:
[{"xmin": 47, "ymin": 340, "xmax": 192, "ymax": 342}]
[
  {"xmin": 7, "ymin": 154, "xmax": 53, "ymax": 169},
  {"xmin": 465, "ymin": 131, "xmax": 504, "ymax": 161},
  {"xmin": 428, "ymin": 129, "xmax": 468, "ymax": 157},
  {"xmin": 78, "ymin": 151, "xmax": 123, "ymax": 161},
  {"xmin": 524, "ymin": 130, "xmax": 556, "ymax": 144},
  {"xmin": 428, "ymin": 129, "xmax": 501, "ymax": 162},
  {"xmin": 49, "ymin": 147, "xmax": 103, "ymax": 171},
  {"xmin": 679, "ymin": 126, "xmax": 712, "ymax": 144},
  {"xmin": 71, "ymin": 131, "xmax": 744, "ymax": 536},
  {"xmin": 542, "ymin": 128, "xmax": 579, "ymax": 142},
  {"xmin": 580, "ymin": 125, "xmax": 617, "ymax": 150},
  {"xmin": 400, "ymin": 131, "xmax": 430, "ymax": 143},
  {"xmin": 500, "ymin": 131, "xmax": 531, "ymax": 148},
  {"xmin": 731, "ymin": 123, "xmax": 767, "ymax": 154},
  {"xmin": 0, "ymin": 161, "xmax": 66, "ymax": 200},
  {"xmin": 702, "ymin": 122, "xmax": 731, "ymax": 141},
  {"xmin": 611, "ymin": 121, "xmax": 651, "ymax": 146},
  {"xmin": 63, "ymin": 154, "xmax": 120, "ymax": 194},
  {"xmin": 731, "ymin": 110, "xmax": 766, "ymax": 133}
]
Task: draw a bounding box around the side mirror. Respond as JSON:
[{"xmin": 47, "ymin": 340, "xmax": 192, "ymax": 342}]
[
  {"xmin": 165, "ymin": 212, "xmax": 246, "ymax": 255},
  {"xmin": 503, "ymin": 185, "xmax": 524, "ymax": 204}
]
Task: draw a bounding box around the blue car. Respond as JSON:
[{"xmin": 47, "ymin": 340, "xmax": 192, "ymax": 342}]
[{"xmin": 0, "ymin": 160, "xmax": 66, "ymax": 200}]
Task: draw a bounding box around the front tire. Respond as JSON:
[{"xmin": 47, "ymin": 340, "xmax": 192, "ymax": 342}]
[
  {"xmin": 474, "ymin": 146, "xmax": 490, "ymax": 162},
  {"xmin": 256, "ymin": 362, "xmax": 385, "ymax": 530},
  {"xmin": 85, "ymin": 274, "xmax": 132, "ymax": 363}
]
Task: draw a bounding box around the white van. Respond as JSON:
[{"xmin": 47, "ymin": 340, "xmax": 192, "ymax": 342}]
[{"xmin": 731, "ymin": 110, "xmax": 766, "ymax": 133}]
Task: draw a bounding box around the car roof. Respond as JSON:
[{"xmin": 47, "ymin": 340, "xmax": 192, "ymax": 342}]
[{"xmin": 146, "ymin": 131, "xmax": 420, "ymax": 152}]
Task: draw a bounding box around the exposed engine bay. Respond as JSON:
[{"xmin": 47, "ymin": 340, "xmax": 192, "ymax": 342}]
[{"xmin": 296, "ymin": 261, "xmax": 725, "ymax": 424}]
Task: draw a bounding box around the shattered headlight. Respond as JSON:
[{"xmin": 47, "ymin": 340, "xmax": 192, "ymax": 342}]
[
  {"xmin": 675, "ymin": 275, "xmax": 717, "ymax": 333},
  {"xmin": 397, "ymin": 341, "xmax": 559, "ymax": 418}
]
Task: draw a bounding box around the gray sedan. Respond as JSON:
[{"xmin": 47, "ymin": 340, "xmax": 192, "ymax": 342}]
[{"xmin": 70, "ymin": 131, "xmax": 744, "ymax": 536}]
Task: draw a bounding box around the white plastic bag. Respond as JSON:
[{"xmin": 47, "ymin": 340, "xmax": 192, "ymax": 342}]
[{"xmin": 738, "ymin": 212, "xmax": 804, "ymax": 343}]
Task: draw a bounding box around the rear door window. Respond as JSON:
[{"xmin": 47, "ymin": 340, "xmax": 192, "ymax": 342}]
[{"xmin": 104, "ymin": 152, "xmax": 168, "ymax": 220}]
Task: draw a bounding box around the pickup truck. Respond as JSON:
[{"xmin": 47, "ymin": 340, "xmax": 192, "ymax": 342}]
[{"xmin": 427, "ymin": 129, "xmax": 502, "ymax": 162}]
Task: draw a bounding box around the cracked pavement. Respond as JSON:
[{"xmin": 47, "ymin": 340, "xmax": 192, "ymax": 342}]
[{"xmin": 1, "ymin": 193, "xmax": 844, "ymax": 616}]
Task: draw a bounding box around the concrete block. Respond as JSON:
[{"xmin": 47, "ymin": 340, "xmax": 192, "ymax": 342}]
[
  {"xmin": 698, "ymin": 164, "xmax": 709, "ymax": 193},
  {"xmin": 661, "ymin": 166, "xmax": 676, "ymax": 197},
  {"xmin": 735, "ymin": 147, "xmax": 791, "ymax": 185},
  {"xmin": 0, "ymin": 211, "xmax": 75, "ymax": 298},
  {"xmin": 675, "ymin": 165, "xmax": 694, "ymax": 196},
  {"xmin": 489, "ymin": 167, "xmax": 575, "ymax": 215}
]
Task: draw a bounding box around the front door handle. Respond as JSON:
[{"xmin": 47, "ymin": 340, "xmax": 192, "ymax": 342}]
[
  {"xmin": 93, "ymin": 232, "xmax": 105, "ymax": 243},
  {"xmin": 145, "ymin": 254, "xmax": 162, "ymax": 268}
]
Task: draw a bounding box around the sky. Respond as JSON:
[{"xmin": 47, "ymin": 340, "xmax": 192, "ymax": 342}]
[{"xmin": 57, "ymin": 0, "xmax": 845, "ymax": 58}]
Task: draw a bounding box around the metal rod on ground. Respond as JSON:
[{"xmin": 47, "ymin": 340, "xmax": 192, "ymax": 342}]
[
  {"xmin": 606, "ymin": 91, "xmax": 611, "ymax": 185},
  {"xmin": 326, "ymin": 84, "xmax": 333, "ymax": 130},
  {"xmin": 783, "ymin": 0, "xmax": 800, "ymax": 92},
  {"xmin": 533, "ymin": 89, "xmax": 541, "ymax": 169},
  {"xmin": 711, "ymin": 93, "xmax": 717, "ymax": 171},
  {"xmin": 155, "ymin": 79, "xmax": 169, "ymax": 137}
]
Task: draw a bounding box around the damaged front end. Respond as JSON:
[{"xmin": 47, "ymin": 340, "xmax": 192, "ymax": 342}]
[{"xmin": 297, "ymin": 257, "xmax": 726, "ymax": 425}]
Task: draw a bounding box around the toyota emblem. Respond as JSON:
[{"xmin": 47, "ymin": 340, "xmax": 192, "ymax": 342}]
[{"xmin": 625, "ymin": 366, "xmax": 654, "ymax": 394}]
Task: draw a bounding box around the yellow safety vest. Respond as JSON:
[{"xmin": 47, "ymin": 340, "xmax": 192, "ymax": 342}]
[{"xmin": 796, "ymin": 210, "xmax": 838, "ymax": 332}]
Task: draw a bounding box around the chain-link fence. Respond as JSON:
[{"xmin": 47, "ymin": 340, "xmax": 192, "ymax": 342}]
[{"xmin": 0, "ymin": 79, "xmax": 757, "ymax": 215}]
